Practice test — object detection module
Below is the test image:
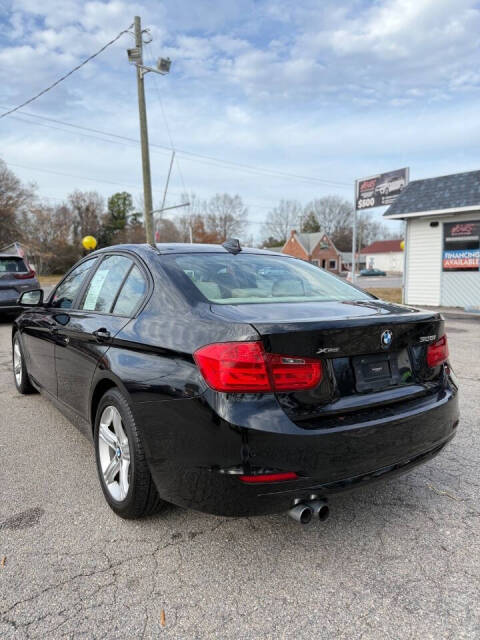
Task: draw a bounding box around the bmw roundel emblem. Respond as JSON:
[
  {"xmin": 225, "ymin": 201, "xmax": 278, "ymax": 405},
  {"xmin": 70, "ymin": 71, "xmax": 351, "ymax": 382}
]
[{"xmin": 381, "ymin": 330, "xmax": 393, "ymax": 348}]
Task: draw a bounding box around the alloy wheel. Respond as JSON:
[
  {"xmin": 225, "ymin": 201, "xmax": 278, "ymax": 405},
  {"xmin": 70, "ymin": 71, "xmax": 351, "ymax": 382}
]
[
  {"xmin": 98, "ymin": 405, "xmax": 131, "ymax": 501},
  {"xmin": 13, "ymin": 340, "xmax": 22, "ymax": 386}
]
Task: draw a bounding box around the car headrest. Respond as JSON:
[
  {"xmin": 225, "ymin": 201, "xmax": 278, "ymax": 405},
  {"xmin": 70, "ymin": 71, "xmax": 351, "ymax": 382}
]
[
  {"xmin": 271, "ymin": 278, "xmax": 305, "ymax": 297},
  {"xmin": 196, "ymin": 281, "xmax": 222, "ymax": 300}
]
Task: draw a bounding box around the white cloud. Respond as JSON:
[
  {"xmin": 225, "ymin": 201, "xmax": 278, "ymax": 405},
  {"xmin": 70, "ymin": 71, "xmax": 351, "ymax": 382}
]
[{"xmin": 1, "ymin": 0, "xmax": 480, "ymax": 241}]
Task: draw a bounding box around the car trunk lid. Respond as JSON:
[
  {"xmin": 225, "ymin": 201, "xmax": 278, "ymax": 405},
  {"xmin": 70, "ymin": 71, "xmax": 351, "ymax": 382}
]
[{"xmin": 211, "ymin": 299, "xmax": 446, "ymax": 425}]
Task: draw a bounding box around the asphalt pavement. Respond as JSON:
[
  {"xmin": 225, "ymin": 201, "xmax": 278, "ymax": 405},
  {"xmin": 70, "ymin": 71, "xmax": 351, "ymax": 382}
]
[
  {"xmin": 0, "ymin": 316, "xmax": 479, "ymax": 639},
  {"xmin": 354, "ymin": 275, "xmax": 403, "ymax": 288}
]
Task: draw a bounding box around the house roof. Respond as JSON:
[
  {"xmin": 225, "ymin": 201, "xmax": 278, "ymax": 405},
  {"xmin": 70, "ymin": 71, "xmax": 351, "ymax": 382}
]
[
  {"xmin": 362, "ymin": 239, "xmax": 403, "ymax": 253},
  {"xmin": 295, "ymin": 231, "xmax": 324, "ymax": 254},
  {"xmin": 384, "ymin": 169, "xmax": 480, "ymax": 218}
]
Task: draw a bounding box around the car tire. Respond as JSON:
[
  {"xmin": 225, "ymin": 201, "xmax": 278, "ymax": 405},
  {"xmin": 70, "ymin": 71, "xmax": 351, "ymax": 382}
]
[
  {"xmin": 94, "ymin": 388, "xmax": 166, "ymax": 519},
  {"xmin": 12, "ymin": 333, "xmax": 36, "ymax": 395}
]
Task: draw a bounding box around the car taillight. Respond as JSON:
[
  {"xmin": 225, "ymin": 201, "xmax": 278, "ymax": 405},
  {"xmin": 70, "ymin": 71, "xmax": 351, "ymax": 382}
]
[
  {"xmin": 193, "ymin": 341, "xmax": 322, "ymax": 393},
  {"xmin": 427, "ymin": 335, "xmax": 449, "ymax": 368},
  {"xmin": 14, "ymin": 268, "xmax": 35, "ymax": 280}
]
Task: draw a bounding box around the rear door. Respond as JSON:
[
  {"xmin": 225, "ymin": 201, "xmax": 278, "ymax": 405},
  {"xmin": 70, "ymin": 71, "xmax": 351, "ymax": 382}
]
[{"xmin": 54, "ymin": 253, "xmax": 148, "ymax": 422}]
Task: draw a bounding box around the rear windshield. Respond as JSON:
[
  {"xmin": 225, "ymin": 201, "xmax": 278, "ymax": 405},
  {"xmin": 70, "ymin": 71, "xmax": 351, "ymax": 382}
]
[
  {"xmin": 168, "ymin": 253, "xmax": 371, "ymax": 304},
  {"xmin": 0, "ymin": 257, "xmax": 28, "ymax": 273}
]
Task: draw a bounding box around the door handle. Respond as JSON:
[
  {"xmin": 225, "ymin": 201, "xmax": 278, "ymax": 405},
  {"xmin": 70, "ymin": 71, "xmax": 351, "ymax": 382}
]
[{"xmin": 92, "ymin": 328, "xmax": 111, "ymax": 341}]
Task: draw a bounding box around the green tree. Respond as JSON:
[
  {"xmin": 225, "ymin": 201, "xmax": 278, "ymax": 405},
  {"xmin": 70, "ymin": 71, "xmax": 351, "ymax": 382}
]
[
  {"xmin": 107, "ymin": 192, "xmax": 134, "ymax": 231},
  {"xmin": 301, "ymin": 211, "xmax": 320, "ymax": 233}
]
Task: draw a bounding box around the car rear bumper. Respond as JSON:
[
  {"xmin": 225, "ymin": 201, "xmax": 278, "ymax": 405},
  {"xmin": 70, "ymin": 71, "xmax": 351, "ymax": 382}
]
[{"xmin": 135, "ymin": 383, "xmax": 459, "ymax": 517}]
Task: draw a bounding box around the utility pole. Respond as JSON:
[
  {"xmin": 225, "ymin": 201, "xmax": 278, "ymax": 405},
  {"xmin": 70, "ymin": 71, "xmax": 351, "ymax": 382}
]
[{"xmin": 133, "ymin": 16, "xmax": 154, "ymax": 245}]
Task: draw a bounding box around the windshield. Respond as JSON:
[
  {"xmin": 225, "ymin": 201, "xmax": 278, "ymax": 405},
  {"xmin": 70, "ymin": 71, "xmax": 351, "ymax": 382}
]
[
  {"xmin": 168, "ymin": 253, "xmax": 372, "ymax": 304},
  {"xmin": 0, "ymin": 257, "xmax": 28, "ymax": 274}
]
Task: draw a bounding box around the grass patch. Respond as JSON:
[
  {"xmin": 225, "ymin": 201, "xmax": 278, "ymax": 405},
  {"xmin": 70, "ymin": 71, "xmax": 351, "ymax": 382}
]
[
  {"xmin": 366, "ymin": 287, "xmax": 403, "ymax": 304},
  {"xmin": 38, "ymin": 274, "xmax": 62, "ymax": 287}
]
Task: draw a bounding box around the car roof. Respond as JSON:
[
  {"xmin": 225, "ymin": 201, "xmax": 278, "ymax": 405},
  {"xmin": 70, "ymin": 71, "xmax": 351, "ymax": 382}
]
[{"xmin": 91, "ymin": 243, "xmax": 285, "ymax": 257}]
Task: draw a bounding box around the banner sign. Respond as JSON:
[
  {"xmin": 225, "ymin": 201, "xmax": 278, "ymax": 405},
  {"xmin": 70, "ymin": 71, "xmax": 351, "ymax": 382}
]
[
  {"xmin": 443, "ymin": 221, "xmax": 480, "ymax": 271},
  {"xmin": 355, "ymin": 168, "xmax": 409, "ymax": 210}
]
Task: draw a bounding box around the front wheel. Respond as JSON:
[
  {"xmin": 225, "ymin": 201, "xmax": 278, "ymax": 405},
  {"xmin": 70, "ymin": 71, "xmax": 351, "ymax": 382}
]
[
  {"xmin": 12, "ymin": 333, "xmax": 36, "ymax": 395},
  {"xmin": 94, "ymin": 388, "xmax": 166, "ymax": 519}
]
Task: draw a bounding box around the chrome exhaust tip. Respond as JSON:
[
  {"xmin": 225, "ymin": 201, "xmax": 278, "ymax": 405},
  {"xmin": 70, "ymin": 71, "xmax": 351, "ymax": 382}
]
[
  {"xmin": 287, "ymin": 503, "xmax": 313, "ymax": 524},
  {"xmin": 309, "ymin": 500, "xmax": 330, "ymax": 522}
]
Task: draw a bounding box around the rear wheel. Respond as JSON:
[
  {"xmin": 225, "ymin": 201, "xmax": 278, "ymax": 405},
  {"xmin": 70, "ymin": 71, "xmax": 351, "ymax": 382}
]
[
  {"xmin": 94, "ymin": 388, "xmax": 166, "ymax": 519},
  {"xmin": 12, "ymin": 334, "xmax": 36, "ymax": 395}
]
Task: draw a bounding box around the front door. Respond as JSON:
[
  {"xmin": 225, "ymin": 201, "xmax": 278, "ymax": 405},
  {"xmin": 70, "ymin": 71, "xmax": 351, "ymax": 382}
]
[
  {"xmin": 21, "ymin": 257, "xmax": 98, "ymax": 396},
  {"xmin": 20, "ymin": 307, "xmax": 58, "ymax": 396}
]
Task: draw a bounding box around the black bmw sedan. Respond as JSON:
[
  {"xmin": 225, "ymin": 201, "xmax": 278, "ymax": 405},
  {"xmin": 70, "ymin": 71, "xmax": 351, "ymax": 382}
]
[{"xmin": 12, "ymin": 242, "xmax": 459, "ymax": 523}]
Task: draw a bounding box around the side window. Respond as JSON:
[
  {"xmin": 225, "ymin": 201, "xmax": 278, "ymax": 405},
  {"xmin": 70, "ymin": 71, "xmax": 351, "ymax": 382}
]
[
  {"xmin": 81, "ymin": 255, "xmax": 133, "ymax": 313},
  {"xmin": 51, "ymin": 259, "xmax": 97, "ymax": 309},
  {"xmin": 112, "ymin": 265, "xmax": 147, "ymax": 316}
]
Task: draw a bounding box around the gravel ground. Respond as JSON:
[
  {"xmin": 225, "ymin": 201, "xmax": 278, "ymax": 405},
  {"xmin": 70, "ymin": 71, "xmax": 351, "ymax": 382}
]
[{"xmin": 0, "ymin": 316, "xmax": 479, "ymax": 639}]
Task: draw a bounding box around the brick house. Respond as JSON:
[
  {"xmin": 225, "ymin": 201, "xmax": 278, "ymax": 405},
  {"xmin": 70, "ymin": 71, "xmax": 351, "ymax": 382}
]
[{"xmin": 281, "ymin": 230, "xmax": 365, "ymax": 274}]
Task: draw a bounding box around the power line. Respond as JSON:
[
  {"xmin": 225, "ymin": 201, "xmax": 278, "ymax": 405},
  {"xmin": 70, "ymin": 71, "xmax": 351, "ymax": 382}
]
[
  {"xmin": 3, "ymin": 160, "xmax": 167, "ymax": 193},
  {"xmin": 0, "ymin": 26, "xmax": 133, "ymax": 119},
  {"xmin": 3, "ymin": 160, "xmax": 300, "ymax": 221},
  {"xmin": 1, "ymin": 107, "xmax": 352, "ymax": 188}
]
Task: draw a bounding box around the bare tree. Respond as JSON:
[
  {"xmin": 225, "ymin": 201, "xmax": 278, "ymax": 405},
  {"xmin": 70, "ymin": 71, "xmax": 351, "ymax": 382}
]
[
  {"xmin": 205, "ymin": 193, "xmax": 247, "ymax": 242},
  {"xmin": 156, "ymin": 218, "xmax": 181, "ymax": 242},
  {"xmin": 0, "ymin": 160, "xmax": 36, "ymax": 246},
  {"xmin": 20, "ymin": 204, "xmax": 78, "ymax": 274},
  {"xmin": 303, "ymin": 196, "xmax": 353, "ymax": 237},
  {"xmin": 176, "ymin": 193, "xmax": 207, "ymax": 243},
  {"xmin": 68, "ymin": 190, "xmax": 104, "ymax": 243},
  {"xmin": 263, "ymin": 200, "xmax": 302, "ymax": 245}
]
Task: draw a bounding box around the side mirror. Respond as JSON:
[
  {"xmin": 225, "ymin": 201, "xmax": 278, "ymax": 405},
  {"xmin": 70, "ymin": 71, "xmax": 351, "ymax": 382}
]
[{"xmin": 18, "ymin": 289, "xmax": 44, "ymax": 307}]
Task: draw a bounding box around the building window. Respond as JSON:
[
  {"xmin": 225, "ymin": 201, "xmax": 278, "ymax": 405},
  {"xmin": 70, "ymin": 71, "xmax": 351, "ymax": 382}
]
[
  {"xmin": 329, "ymin": 259, "xmax": 337, "ymax": 270},
  {"xmin": 312, "ymin": 259, "xmax": 319, "ymax": 266}
]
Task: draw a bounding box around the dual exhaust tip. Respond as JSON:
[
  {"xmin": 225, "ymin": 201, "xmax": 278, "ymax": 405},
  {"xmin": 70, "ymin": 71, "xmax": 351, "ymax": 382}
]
[{"xmin": 288, "ymin": 499, "xmax": 329, "ymax": 524}]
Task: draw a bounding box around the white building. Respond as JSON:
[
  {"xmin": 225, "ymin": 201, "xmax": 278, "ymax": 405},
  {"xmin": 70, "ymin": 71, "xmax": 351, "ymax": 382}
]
[
  {"xmin": 362, "ymin": 239, "xmax": 404, "ymax": 273},
  {"xmin": 384, "ymin": 170, "xmax": 480, "ymax": 309}
]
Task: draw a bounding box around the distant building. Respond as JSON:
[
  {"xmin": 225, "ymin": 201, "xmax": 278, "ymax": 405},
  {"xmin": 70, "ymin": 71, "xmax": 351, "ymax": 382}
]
[
  {"xmin": 362, "ymin": 239, "xmax": 404, "ymax": 274},
  {"xmin": 281, "ymin": 230, "xmax": 365, "ymax": 273},
  {"xmin": 384, "ymin": 169, "xmax": 480, "ymax": 309}
]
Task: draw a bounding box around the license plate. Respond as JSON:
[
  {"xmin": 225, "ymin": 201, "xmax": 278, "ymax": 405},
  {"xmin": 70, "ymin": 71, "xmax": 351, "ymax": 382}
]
[
  {"xmin": 353, "ymin": 353, "xmax": 399, "ymax": 392},
  {"xmin": 0, "ymin": 289, "xmax": 17, "ymax": 301}
]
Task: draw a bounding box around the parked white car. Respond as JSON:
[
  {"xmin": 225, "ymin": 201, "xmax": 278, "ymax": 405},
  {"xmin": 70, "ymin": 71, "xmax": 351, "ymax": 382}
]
[{"xmin": 375, "ymin": 176, "xmax": 405, "ymax": 195}]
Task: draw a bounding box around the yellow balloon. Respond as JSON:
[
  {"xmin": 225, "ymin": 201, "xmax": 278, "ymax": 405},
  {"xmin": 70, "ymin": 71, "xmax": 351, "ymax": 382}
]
[
  {"xmin": 82, "ymin": 235, "xmax": 97, "ymax": 251},
  {"xmin": 400, "ymin": 240, "xmax": 405, "ymax": 251}
]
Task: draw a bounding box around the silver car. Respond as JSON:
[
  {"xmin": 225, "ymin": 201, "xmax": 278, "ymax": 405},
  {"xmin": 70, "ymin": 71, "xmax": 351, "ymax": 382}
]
[{"xmin": 0, "ymin": 254, "xmax": 40, "ymax": 316}]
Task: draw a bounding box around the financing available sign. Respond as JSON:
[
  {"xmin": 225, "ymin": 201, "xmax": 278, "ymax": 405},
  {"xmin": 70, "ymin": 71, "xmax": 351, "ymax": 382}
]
[
  {"xmin": 355, "ymin": 167, "xmax": 409, "ymax": 210},
  {"xmin": 443, "ymin": 221, "xmax": 480, "ymax": 271}
]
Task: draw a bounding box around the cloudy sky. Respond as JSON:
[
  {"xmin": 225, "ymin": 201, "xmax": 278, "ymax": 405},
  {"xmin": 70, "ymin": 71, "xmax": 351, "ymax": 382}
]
[{"xmin": 1, "ymin": 0, "xmax": 480, "ymax": 239}]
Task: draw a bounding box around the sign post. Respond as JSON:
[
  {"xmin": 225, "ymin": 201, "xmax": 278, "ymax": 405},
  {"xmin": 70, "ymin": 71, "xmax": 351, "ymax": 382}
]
[{"xmin": 352, "ymin": 180, "xmax": 358, "ymax": 283}]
